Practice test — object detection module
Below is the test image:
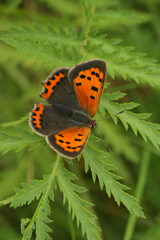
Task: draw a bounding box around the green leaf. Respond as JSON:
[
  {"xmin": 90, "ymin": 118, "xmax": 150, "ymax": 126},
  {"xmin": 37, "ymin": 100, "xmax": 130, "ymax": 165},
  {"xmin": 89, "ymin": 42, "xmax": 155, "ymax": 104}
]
[
  {"xmin": 20, "ymin": 157, "xmax": 61, "ymax": 240},
  {"xmin": 92, "ymin": 9, "xmax": 150, "ymax": 29},
  {"xmin": 94, "ymin": 114, "xmax": 139, "ymax": 163},
  {"xmin": 0, "ymin": 128, "xmax": 44, "ymax": 154},
  {"xmin": 101, "ymin": 93, "xmax": 160, "ymax": 149},
  {"xmin": 0, "ymin": 25, "xmax": 82, "ymax": 67},
  {"xmin": 83, "ymin": 135, "xmax": 145, "ymax": 218},
  {"xmin": 10, "ymin": 175, "xmax": 50, "ymax": 208},
  {"xmin": 56, "ymin": 161, "xmax": 101, "ymax": 240},
  {"xmin": 1, "ymin": 24, "xmax": 160, "ymax": 88},
  {"xmin": 87, "ymin": 34, "xmax": 160, "ymax": 86}
]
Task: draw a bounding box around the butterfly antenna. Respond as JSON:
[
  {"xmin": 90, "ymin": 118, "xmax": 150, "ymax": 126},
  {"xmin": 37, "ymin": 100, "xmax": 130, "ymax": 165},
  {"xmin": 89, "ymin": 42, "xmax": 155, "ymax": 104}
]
[
  {"xmin": 93, "ymin": 124, "xmax": 110, "ymax": 152},
  {"xmin": 96, "ymin": 110, "xmax": 124, "ymax": 123}
]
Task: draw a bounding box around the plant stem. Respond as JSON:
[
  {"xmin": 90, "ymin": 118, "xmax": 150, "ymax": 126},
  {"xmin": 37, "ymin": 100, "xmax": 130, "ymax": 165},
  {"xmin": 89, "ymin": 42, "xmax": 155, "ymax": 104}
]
[
  {"xmin": 123, "ymin": 147, "xmax": 150, "ymax": 240},
  {"xmin": 68, "ymin": 212, "xmax": 76, "ymax": 240}
]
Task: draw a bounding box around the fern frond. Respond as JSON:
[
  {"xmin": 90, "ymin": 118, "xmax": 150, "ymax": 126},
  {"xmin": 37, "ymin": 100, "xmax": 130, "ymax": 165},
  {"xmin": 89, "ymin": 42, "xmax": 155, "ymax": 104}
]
[
  {"xmin": 3, "ymin": 175, "xmax": 53, "ymax": 240},
  {"xmin": 0, "ymin": 128, "xmax": 43, "ymax": 153},
  {"xmin": 1, "ymin": 24, "xmax": 160, "ymax": 87},
  {"xmin": 10, "ymin": 175, "xmax": 50, "ymax": 208},
  {"xmin": 95, "ymin": 114, "xmax": 139, "ymax": 163},
  {"xmin": 35, "ymin": 196, "xmax": 53, "ymax": 240},
  {"xmin": 0, "ymin": 24, "xmax": 81, "ymax": 49},
  {"xmin": 92, "ymin": 9, "xmax": 150, "ymax": 28},
  {"xmin": 56, "ymin": 161, "xmax": 101, "ymax": 240},
  {"xmin": 14, "ymin": 157, "xmax": 61, "ymax": 240},
  {"xmin": 101, "ymin": 92, "xmax": 160, "ymax": 149},
  {"xmin": 83, "ymin": 135, "xmax": 145, "ymax": 217},
  {"xmin": 0, "ymin": 25, "xmax": 82, "ymax": 67},
  {"xmin": 87, "ymin": 34, "xmax": 160, "ymax": 86}
]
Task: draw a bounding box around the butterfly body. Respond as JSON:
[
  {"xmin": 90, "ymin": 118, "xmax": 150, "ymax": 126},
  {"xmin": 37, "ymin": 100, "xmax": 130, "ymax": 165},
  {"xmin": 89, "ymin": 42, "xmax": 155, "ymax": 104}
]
[{"xmin": 29, "ymin": 59, "xmax": 106, "ymax": 158}]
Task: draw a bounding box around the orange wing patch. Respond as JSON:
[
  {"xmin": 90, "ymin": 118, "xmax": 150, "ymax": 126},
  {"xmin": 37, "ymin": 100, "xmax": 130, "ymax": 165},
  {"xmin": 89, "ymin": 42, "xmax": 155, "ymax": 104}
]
[
  {"xmin": 31, "ymin": 103, "xmax": 44, "ymax": 129},
  {"xmin": 73, "ymin": 67, "xmax": 104, "ymax": 116},
  {"xmin": 41, "ymin": 72, "xmax": 65, "ymax": 100},
  {"xmin": 54, "ymin": 127, "xmax": 91, "ymax": 153}
]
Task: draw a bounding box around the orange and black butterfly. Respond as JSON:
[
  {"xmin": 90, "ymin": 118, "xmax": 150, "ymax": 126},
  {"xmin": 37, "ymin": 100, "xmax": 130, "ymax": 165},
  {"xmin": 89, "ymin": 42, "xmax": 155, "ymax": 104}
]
[{"xmin": 29, "ymin": 59, "xmax": 107, "ymax": 158}]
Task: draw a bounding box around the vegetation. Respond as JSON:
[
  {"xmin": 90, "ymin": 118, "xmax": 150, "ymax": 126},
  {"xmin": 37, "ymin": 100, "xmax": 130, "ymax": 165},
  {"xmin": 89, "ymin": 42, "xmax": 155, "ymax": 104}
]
[{"xmin": 0, "ymin": 0, "xmax": 160, "ymax": 239}]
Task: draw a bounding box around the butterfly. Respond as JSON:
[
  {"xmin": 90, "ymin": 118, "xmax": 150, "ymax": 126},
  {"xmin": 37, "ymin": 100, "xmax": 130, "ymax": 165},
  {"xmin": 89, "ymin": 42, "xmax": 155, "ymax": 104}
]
[{"xmin": 29, "ymin": 59, "xmax": 107, "ymax": 159}]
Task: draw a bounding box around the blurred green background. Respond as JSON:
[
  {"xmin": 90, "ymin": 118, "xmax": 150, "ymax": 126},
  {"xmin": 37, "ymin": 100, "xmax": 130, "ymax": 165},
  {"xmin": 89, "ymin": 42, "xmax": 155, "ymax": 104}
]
[{"xmin": 0, "ymin": 0, "xmax": 160, "ymax": 239}]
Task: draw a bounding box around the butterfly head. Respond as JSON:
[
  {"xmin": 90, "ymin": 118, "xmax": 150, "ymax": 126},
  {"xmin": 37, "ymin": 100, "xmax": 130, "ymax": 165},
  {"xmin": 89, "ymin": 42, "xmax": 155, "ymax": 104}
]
[{"xmin": 89, "ymin": 118, "xmax": 97, "ymax": 128}]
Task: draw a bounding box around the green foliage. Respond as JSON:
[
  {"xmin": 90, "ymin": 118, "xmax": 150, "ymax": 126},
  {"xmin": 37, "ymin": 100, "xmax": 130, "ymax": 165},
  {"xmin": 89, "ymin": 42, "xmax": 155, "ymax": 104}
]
[
  {"xmin": 84, "ymin": 136, "xmax": 144, "ymax": 217},
  {"xmin": 3, "ymin": 156, "xmax": 102, "ymax": 240},
  {"xmin": 100, "ymin": 92, "xmax": 160, "ymax": 149},
  {"xmin": 0, "ymin": 0, "xmax": 160, "ymax": 239},
  {"xmin": 56, "ymin": 161, "xmax": 101, "ymax": 240},
  {"xmin": 92, "ymin": 9, "xmax": 150, "ymax": 30},
  {"xmin": 1, "ymin": 23, "xmax": 160, "ymax": 86},
  {"xmin": 0, "ymin": 127, "xmax": 43, "ymax": 154}
]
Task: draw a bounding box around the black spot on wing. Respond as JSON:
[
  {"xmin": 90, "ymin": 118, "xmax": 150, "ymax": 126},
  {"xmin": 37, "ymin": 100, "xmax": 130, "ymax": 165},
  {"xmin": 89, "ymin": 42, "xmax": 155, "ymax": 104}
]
[
  {"xmin": 80, "ymin": 74, "xmax": 85, "ymax": 78},
  {"xmin": 74, "ymin": 138, "xmax": 82, "ymax": 141},
  {"xmin": 46, "ymin": 81, "xmax": 51, "ymax": 85},
  {"xmin": 90, "ymin": 96, "xmax": 95, "ymax": 99},
  {"xmin": 91, "ymin": 86, "xmax": 98, "ymax": 92},
  {"xmin": 58, "ymin": 134, "xmax": 64, "ymax": 137},
  {"xmin": 96, "ymin": 73, "xmax": 99, "ymax": 78},
  {"xmin": 76, "ymin": 82, "xmax": 82, "ymax": 86}
]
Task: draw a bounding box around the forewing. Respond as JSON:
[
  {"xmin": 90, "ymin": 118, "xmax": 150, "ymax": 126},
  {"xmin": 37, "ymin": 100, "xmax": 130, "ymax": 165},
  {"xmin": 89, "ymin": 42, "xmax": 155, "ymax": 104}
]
[
  {"xmin": 40, "ymin": 67, "xmax": 69, "ymax": 102},
  {"xmin": 46, "ymin": 127, "xmax": 91, "ymax": 159},
  {"xmin": 40, "ymin": 67, "xmax": 81, "ymax": 110},
  {"xmin": 68, "ymin": 59, "xmax": 107, "ymax": 116}
]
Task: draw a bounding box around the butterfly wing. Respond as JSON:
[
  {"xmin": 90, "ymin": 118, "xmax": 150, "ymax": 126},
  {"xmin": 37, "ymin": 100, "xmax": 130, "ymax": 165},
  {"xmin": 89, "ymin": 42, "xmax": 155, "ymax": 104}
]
[
  {"xmin": 29, "ymin": 103, "xmax": 79, "ymax": 136},
  {"xmin": 40, "ymin": 67, "xmax": 69, "ymax": 103},
  {"xmin": 68, "ymin": 59, "xmax": 107, "ymax": 117},
  {"xmin": 40, "ymin": 67, "xmax": 81, "ymax": 111},
  {"xmin": 46, "ymin": 126, "xmax": 91, "ymax": 158}
]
